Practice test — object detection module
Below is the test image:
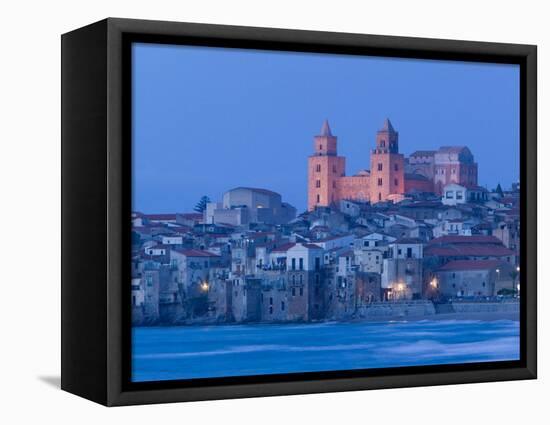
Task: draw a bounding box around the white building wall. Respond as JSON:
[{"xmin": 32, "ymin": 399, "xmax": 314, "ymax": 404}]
[{"xmin": 286, "ymin": 244, "xmax": 324, "ymax": 271}]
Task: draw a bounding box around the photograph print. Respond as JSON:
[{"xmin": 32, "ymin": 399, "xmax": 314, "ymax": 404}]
[{"xmin": 130, "ymin": 43, "xmax": 521, "ymax": 383}]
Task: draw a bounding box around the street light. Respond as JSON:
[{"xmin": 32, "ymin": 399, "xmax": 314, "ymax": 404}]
[
  {"xmin": 516, "ymin": 266, "xmax": 520, "ymax": 295},
  {"xmin": 200, "ymin": 281, "xmax": 209, "ymax": 292}
]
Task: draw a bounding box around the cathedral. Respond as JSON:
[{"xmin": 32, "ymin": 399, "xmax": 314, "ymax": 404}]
[{"xmin": 307, "ymin": 119, "xmax": 478, "ymax": 211}]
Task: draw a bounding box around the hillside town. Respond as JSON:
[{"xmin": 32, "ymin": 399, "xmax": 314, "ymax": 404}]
[{"xmin": 131, "ymin": 120, "xmax": 520, "ymax": 325}]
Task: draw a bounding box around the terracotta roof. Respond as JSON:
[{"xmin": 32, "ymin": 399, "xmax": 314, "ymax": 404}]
[
  {"xmin": 272, "ymin": 243, "xmax": 297, "ymax": 253},
  {"xmin": 437, "ymin": 260, "xmax": 503, "ymax": 272},
  {"xmin": 178, "ymin": 213, "xmax": 203, "ymax": 220},
  {"xmin": 410, "ymin": 150, "xmax": 436, "ymax": 157},
  {"xmin": 425, "ymin": 245, "xmax": 514, "ymax": 257},
  {"xmin": 170, "ymin": 226, "xmax": 192, "ymax": 233},
  {"xmin": 173, "ymin": 249, "xmax": 220, "ymax": 257},
  {"xmin": 301, "ymin": 243, "xmax": 323, "ymax": 250},
  {"xmin": 246, "ymin": 232, "xmax": 275, "ymax": 239},
  {"xmin": 437, "ymin": 146, "xmax": 469, "ymax": 154},
  {"xmin": 146, "ymin": 244, "xmax": 169, "ymax": 250},
  {"xmin": 144, "ymin": 214, "xmax": 177, "ymax": 221},
  {"xmin": 428, "ymin": 235, "xmax": 502, "ymax": 245}
]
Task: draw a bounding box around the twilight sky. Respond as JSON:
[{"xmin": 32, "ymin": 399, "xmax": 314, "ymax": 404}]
[{"xmin": 132, "ymin": 43, "xmax": 519, "ymax": 214}]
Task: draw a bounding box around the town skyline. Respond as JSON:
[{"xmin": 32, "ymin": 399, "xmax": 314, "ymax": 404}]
[
  {"xmin": 132, "ymin": 43, "xmax": 519, "ymax": 213},
  {"xmin": 133, "ymin": 118, "xmax": 516, "ymax": 214}
]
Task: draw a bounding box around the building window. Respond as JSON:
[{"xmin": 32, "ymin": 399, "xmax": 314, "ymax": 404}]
[
  {"xmin": 394, "ymin": 163, "xmax": 399, "ymax": 171},
  {"xmin": 332, "ymin": 165, "xmax": 337, "ymax": 173},
  {"xmin": 269, "ymin": 297, "xmax": 273, "ymax": 305},
  {"xmin": 378, "ymin": 193, "xmax": 382, "ymax": 201},
  {"xmin": 394, "ymin": 178, "xmax": 398, "ymax": 186},
  {"xmin": 380, "ymin": 139, "xmax": 385, "ymax": 147},
  {"xmin": 456, "ymin": 191, "xmax": 463, "ymax": 200},
  {"xmin": 291, "ymin": 258, "xmax": 296, "ymax": 270},
  {"xmin": 281, "ymin": 301, "xmax": 285, "ymax": 311},
  {"xmin": 292, "ymin": 287, "xmax": 296, "ymax": 296},
  {"xmin": 300, "ymin": 287, "xmax": 304, "ymax": 296},
  {"xmin": 316, "ymin": 194, "xmax": 320, "ymax": 203},
  {"xmin": 316, "ymin": 164, "xmax": 321, "ymax": 172},
  {"xmin": 299, "ymin": 274, "xmax": 303, "ymax": 284},
  {"xmin": 299, "ymin": 258, "xmax": 304, "ymax": 270},
  {"xmin": 319, "ymin": 144, "xmax": 323, "ymax": 150},
  {"xmin": 377, "ymin": 163, "xmax": 383, "ymax": 171},
  {"xmin": 269, "ymin": 306, "xmax": 273, "ymax": 314},
  {"xmin": 378, "ymin": 178, "xmax": 383, "ymax": 186},
  {"xmin": 446, "ymin": 191, "xmax": 453, "ymax": 199},
  {"xmin": 315, "ymin": 257, "xmax": 321, "ymax": 270},
  {"xmin": 332, "ymin": 181, "xmax": 336, "ymax": 188},
  {"xmin": 316, "ymin": 180, "xmax": 321, "ymax": 188}
]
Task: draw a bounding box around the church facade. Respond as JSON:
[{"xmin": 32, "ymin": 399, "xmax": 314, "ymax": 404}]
[{"xmin": 307, "ymin": 119, "xmax": 478, "ymax": 211}]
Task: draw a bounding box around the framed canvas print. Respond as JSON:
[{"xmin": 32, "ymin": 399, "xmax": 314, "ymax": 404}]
[{"xmin": 61, "ymin": 18, "xmax": 537, "ymax": 406}]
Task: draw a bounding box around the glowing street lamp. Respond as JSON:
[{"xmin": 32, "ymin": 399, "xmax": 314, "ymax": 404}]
[
  {"xmin": 200, "ymin": 281, "xmax": 209, "ymax": 292},
  {"xmin": 516, "ymin": 266, "xmax": 520, "ymax": 294}
]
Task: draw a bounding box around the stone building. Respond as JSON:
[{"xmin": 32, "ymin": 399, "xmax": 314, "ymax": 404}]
[
  {"xmin": 231, "ymin": 277, "xmax": 262, "ymax": 322},
  {"xmin": 381, "ymin": 238, "xmax": 424, "ymax": 300},
  {"xmin": 434, "ymin": 260, "xmax": 513, "ymax": 297},
  {"xmin": 206, "ymin": 187, "xmax": 296, "ymax": 226},
  {"xmin": 307, "ymin": 119, "xmax": 479, "ymax": 210},
  {"xmin": 324, "ymin": 251, "xmax": 381, "ymax": 319}
]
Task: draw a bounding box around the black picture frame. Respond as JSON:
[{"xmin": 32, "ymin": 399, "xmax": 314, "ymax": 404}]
[{"xmin": 61, "ymin": 17, "xmax": 537, "ymax": 406}]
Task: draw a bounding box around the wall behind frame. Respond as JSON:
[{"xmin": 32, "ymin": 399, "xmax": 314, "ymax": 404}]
[{"xmin": 0, "ymin": 0, "xmax": 546, "ymax": 424}]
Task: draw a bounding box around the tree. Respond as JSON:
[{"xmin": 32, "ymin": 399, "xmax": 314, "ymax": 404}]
[
  {"xmin": 194, "ymin": 195, "xmax": 211, "ymax": 213},
  {"xmin": 496, "ymin": 183, "xmax": 504, "ymax": 197}
]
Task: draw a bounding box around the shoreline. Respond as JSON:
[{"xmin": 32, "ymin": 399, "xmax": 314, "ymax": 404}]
[
  {"xmin": 349, "ymin": 311, "xmax": 520, "ymax": 323},
  {"xmin": 132, "ymin": 310, "xmax": 520, "ymax": 328}
]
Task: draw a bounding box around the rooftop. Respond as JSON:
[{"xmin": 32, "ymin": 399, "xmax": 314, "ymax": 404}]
[
  {"xmin": 144, "ymin": 213, "xmax": 178, "ymax": 221},
  {"xmin": 437, "ymin": 260, "xmax": 504, "ymax": 272},
  {"xmin": 425, "ymin": 244, "xmax": 515, "ymax": 257},
  {"xmin": 319, "ymin": 119, "xmax": 333, "ymax": 137},
  {"xmin": 428, "ymin": 235, "xmax": 502, "ymax": 245},
  {"xmin": 173, "ymin": 249, "xmax": 220, "ymax": 258},
  {"xmin": 410, "ymin": 150, "xmax": 436, "ymax": 157},
  {"xmin": 379, "ymin": 118, "xmax": 396, "ymax": 133}
]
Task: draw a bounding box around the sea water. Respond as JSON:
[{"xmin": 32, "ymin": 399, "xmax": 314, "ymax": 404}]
[{"xmin": 132, "ymin": 320, "xmax": 519, "ymax": 382}]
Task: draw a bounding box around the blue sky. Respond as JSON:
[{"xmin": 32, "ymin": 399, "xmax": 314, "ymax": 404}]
[{"xmin": 132, "ymin": 43, "xmax": 519, "ymax": 213}]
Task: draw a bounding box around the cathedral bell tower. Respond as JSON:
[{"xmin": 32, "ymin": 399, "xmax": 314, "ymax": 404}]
[
  {"xmin": 369, "ymin": 118, "xmax": 405, "ymax": 203},
  {"xmin": 307, "ymin": 120, "xmax": 346, "ymax": 211}
]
